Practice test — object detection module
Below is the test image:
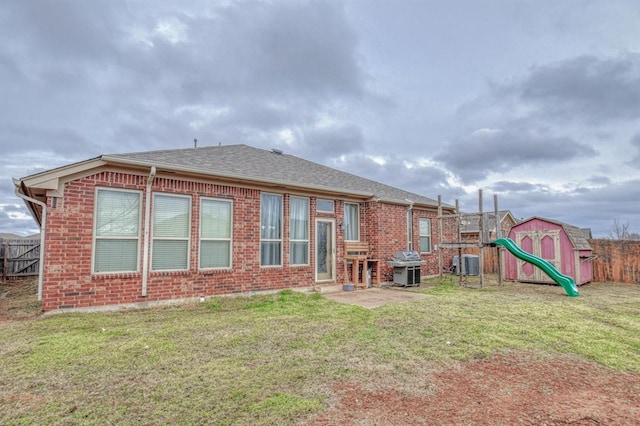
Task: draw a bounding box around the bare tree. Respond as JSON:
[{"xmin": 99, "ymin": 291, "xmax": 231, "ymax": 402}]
[{"xmin": 607, "ymin": 218, "xmax": 638, "ymax": 240}]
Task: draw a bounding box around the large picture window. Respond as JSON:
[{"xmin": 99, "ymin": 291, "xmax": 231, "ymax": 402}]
[
  {"xmin": 289, "ymin": 196, "xmax": 309, "ymax": 265},
  {"xmin": 93, "ymin": 188, "xmax": 141, "ymax": 273},
  {"xmin": 152, "ymin": 194, "xmax": 191, "ymax": 270},
  {"xmin": 200, "ymin": 198, "xmax": 232, "ymax": 269},
  {"xmin": 419, "ymin": 218, "xmax": 432, "ymax": 253},
  {"xmin": 260, "ymin": 193, "xmax": 282, "ymax": 266},
  {"xmin": 344, "ymin": 202, "xmax": 359, "ymax": 241}
]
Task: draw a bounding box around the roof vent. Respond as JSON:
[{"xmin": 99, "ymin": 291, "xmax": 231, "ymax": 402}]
[{"xmin": 271, "ymin": 148, "xmax": 283, "ymax": 155}]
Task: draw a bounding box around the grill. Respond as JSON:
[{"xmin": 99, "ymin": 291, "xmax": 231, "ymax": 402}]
[{"xmin": 386, "ymin": 251, "xmax": 426, "ymax": 286}]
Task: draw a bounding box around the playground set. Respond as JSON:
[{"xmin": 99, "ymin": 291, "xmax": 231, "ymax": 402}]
[{"xmin": 436, "ymin": 190, "xmax": 579, "ymax": 297}]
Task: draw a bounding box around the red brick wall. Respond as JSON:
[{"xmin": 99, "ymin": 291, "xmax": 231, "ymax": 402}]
[
  {"xmin": 43, "ymin": 172, "xmax": 315, "ymax": 311},
  {"xmin": 41, "ymin": 170, "xmax": 456, "ymax": 311},
  {"xmin": 364, "ymin": 202, "xmax": 456, "ymax": 280}
]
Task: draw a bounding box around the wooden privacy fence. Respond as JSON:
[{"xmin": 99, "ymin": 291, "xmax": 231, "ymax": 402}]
[
  {"xmin": 0, "ymin": 238, "xmax": 41, "ymax": 280},
  {"xmin": 589, "ymin": 239, "xmax": 640, "ymax": 284},
  {"xmin": 477, "ymin": 239, "xmax": 640, "ymax": 284}
]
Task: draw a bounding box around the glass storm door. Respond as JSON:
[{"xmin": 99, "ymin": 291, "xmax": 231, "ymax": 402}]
[{"xmin": 316, "ymin": 219, "xmax": 335, "ymax": 281}]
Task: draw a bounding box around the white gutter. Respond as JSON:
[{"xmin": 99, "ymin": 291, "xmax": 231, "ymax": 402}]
[
  {"xmin": 12, "ymin": 179, "xmax": 46, "ymax": 301},
  {"xmin": 141, "ymin": 166, "xmax": 156, "ymax": 297},
  {"xmin": 100, "ymin": 155, "xmax": 457, "ymax": 210}
]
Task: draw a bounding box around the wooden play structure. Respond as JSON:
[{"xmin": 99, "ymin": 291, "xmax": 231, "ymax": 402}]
[{"xmin": 436, "ymin": 190, "xmax": 504, "ymax": 287}]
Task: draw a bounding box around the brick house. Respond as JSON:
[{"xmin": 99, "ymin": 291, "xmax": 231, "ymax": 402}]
[
  {"xmin": 459, "ymin": 210, "xmax": 518, "ymax": 244},
  {"xmin": 15, "ymin": 144, "xmax": 456, "ymax": 312}
]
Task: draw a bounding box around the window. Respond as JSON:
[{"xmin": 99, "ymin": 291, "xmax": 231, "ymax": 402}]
[
  {"xmin": 344, "ymin": 203, "xmax": 359, "ymax": 241},
  {"xmin": 200, "ymin": 198, "xmax": 232, "ymax": 269},
  {"xmin": 316, "ymin": 199, "xmax": 334, "ymax": 213},
  {"xmin": 152, "ymin": 194, "xmax": 191, "ymax": 270},
  {"xmin": 419, "ymin": 218, "xmax": 432, "ymax": 253},
  {"xmin": 93, "ymin": 188, "xmax": 141, "ymax": 273},
  {"xmin": 289, "ymin": 196, "xmax": 309, "ymax": 265},
  {"xmin": 260, "ymin": 193, "xmax": 282, "ymax": 266}
]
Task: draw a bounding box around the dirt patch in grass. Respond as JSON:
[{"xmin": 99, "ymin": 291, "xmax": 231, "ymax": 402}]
[
  {"xmin": 309, "ymin": 351, "xmax": 640, "ymax": 425},
  {"xmin": 0, "ymin": 278, "xmax": 40, "ymax": 323}
]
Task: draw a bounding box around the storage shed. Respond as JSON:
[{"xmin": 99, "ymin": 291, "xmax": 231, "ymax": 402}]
[{"xmin": 503, "ymin": 217, "xmax": 593, "ymax": 285}]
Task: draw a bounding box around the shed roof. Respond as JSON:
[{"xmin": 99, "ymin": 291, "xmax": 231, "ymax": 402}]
[{"xmin": 517, "ymin": 217, "xmax": 592, "ymax": 250}]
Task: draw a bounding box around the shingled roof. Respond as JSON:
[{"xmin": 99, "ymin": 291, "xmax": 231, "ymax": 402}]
[
  {"xmin": 522, "ymin": 217, "xmax": 592, "ymax": 250},
  {"xmin": 460, "ymin": 210, "xmax": 515, "ymax": 233},
  {"xmin": 103, "ymin": 144, "xmax": 446, "ymax": 208}
]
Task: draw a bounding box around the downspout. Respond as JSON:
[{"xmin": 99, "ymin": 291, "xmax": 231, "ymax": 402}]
[
  {"xmin": 405, "ymin": 199, "xmax": 414, "ymax": 251},
  {"xmin": 13, "ymin": 179, "xmax": 46, "ymax": 302},
  {"xmin": 141, "ymin": 166, "xmax": 156, "ymax": 297}
]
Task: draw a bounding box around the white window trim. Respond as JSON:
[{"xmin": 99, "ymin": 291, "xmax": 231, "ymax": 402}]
[
  {"xmin": 92, "ymin": 187, "xmax": 142, "ymax": 274},
  {"xmin": 290, "ymin": 196, "xmax": 310, "ymax": 266},
  {"xmin": 199, "ymin": 197, "xmax": 233, "ymax": 270},
  {"xmin": 151, "ymin": 192, "xmax": 192, "ymax": 271},
  {"xmin": 419, "ymin": 218, "xmax": 432, "ymax": 254},
  {"xmin": 344, "ymin": 202, "xmax": 360, "ymax": 242},
  {"xmin": 260, "ymin": 192, "xmax": 283, "ymax": 267},
  {"xmin": 316, "ymin": 198, "xmax": 334, "ymax": 213}
]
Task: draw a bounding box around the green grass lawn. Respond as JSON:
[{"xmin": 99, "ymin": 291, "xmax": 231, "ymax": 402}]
[{"xmin": 1, "ymin": 277, "xmax": 639, "ymax": 425}]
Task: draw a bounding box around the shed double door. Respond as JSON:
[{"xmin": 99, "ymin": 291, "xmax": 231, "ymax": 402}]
[{"xmin": 515, "ymin": 230, "xmax": 561, "ymax": 283}]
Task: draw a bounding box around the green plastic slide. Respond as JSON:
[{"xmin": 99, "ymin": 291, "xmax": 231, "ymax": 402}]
[{"xmin": 492, "ymin": 238, "xmax": 579, "ymax": 297}]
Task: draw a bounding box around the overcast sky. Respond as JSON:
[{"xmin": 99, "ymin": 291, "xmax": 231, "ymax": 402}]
[{"xmin": 2, "ymin": 0, "xmax": 639, "ymax": 237}]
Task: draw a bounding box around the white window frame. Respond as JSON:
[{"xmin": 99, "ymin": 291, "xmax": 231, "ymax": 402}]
[
  {"xmin": 92, "ymin": 187, "xmax": 142, "ymax": 274},
  {"xmin": 316, "ymin": 199, "xmax": 334, "ymax": 213},
  {"xmin": 199, "ymin": 197, "xmax": 233, "ymax": 270},
  {"xmin": 260, "ymin": 193, "xmax": 283, "ymax": 267},
  {"xmin": 289, "ymin": 196, "xmax": 310, "ymax": 266},
  {"xmin": 344, "ymin": 202, "xmax": 360, "ymax": 242},
  {"xmin": 419, "ymin": 218, "xmax": 432, "ymax": 254},
  {"xmin": 151, "ymin": 193, "xmax": 191, "ymax": 271}
]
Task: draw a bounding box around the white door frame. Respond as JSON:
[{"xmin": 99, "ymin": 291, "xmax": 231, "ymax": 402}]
[{"xmin": 315, "ymin": 218, "xmax": 336, "ymax": 282}]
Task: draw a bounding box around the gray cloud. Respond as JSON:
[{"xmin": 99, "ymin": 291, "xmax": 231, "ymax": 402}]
[
  {"xmin": 489, "ymin": 181, "xmax": 551, "ymax": 194},
  {"xmin": 435, "ymin": 127, "xmax": 597, "ymax": 183},
  {"xmin": 586, "ymin": 175, "xmax": 611, "ymax": 185},
  {"xmin": 2, "ymin": 1, "xmax": 640, "ymax": 240},
  {"xmin": 626, "ymin": 133, "xmax": 640, "ymax": 168},
  {"xmin": 519, "ymin": 54, "xmax": 640, "ymax": 124},
  {"xmin": 0, "ymin": 203, "xmax": 39, "ymax": 236},
  {"xmin": 0, "ymin": 0, "xmax": 373, "ymax": 152},
  {"xmin": 487, "ymin": 178, "xmax": 640, "ymax": 236},
  {"xmin": 302, "ymin": 123, "xmax": 365, "ymax": 158},
  {"xmin": 333, "ymin": 154, "xmax": 461, "ymax": 203},
  {"xmin": 2, "ymin": 0, "xmax": 125, "ymax": 61}
]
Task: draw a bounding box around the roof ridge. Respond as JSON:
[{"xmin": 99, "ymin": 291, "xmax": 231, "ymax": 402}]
[{"xmin": 106, "ymin": 143, "xmax": 247, "ymax": 157}]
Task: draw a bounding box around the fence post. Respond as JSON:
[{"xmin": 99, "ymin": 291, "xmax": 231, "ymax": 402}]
[{"xmin": 2, "ymin": 239, "xmax": 7, "ymax": 281}]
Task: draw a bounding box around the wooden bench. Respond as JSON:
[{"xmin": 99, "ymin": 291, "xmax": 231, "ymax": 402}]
[{"xmin": 344, "ymin": 242, "xmax": 381, "ymax": 289}]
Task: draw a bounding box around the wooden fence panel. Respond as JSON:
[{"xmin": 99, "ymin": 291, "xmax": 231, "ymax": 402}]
[
  {"xmin": 449, "ymin": 245, "xmax": 501, "ymax": 274},
  {"xmin": 483, "ymin": 247, "xmax": 500, "ymax": 274},
  {"xmin": 0, "ymin": 238, "xmax": 41, "ymax": 280},
  {"xmin": 589, "ymin": 239, "xmax": 640, "ymax": 284}
]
